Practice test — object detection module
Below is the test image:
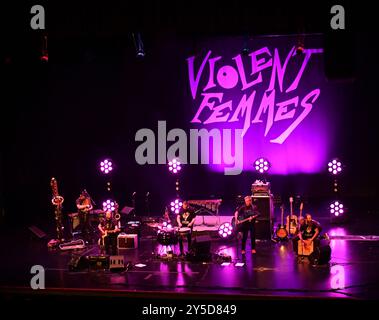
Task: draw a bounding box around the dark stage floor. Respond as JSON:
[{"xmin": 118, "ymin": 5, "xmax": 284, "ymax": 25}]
[{"xmin": 1, "ymin": 216, "xmax": 379, "ymax": 302}]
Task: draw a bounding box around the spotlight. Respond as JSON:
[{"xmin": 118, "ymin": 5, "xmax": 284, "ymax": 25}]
[
  {"xmin": 330, "ymin": 201, "xmax": 344, "ymax": 217},
  {"xmin": 170, "ymin": 199, "xmax": 183, "ymax": 214},
  {"xmin": 40, "ymin": 35, "xmax": 48, "ymax": 62},
  {"xmin": 328, "ymin": 159, "xmax": 342, "ymax": 175},
  {"xmin": 218, "ymin": 222, "xmax": 234, "ymax": 239},
  {"xmin": 254, "ymin": 158, "xmax": 270, "ymax": 173},
  {"xmin": 296, "ymin": 45, "xmax": 304, "ymax": 55},
  {"xmin": 103, "ymin": 199, "xmax": 117, "ymax": 212},
  {"xmin": 132, "ymin": 32, "xmax": 145, "ymax": 58},
  {"xmin": 168, "ymin": 159, "xmax": 182, "ymax": 174},
  {"xmin": 100, "ymin": 159, "xmax": 113, "ymax": 174}
]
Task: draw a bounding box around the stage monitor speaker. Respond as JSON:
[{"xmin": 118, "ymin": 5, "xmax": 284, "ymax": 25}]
[
  {"xmin": 109, "ymin": 255, "xmax": 125, "ymax": 271},
  {"xmin": 308, "ymin": 240, "xmax": 332, "ymax": 265},
  {"xmin": 28, "ymin": 225, "xmax": 46, "ymax": 239},
  {"xmin": 68, "ymin": 254, "xmax": 88, "ymax": 271},
  {"xmin": 190, "ymin": 235, "xmax": 212, "ymax": 261},
  {"xmin": 87, "ymin": 255, "xmax": 110, "ymax": 270}
]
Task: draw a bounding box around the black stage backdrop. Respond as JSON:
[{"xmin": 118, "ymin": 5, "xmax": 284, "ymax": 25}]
[{"xmin": 1, "ymin": 1, "xmax": 378, "ymax": 226}]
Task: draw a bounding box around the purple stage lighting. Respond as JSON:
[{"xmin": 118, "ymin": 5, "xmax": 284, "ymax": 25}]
[
  {"xmin": 168, "ymin": 159, "xmax": 182, "ymax": 174},
  {"xmin": 100, "ymin": 159, "xmax": 113, "ymax": 174},
  {"xmin": 254, "ymin": 158, "xmax": 270, "ymax": 174},
  {"xmin": 218, "ymin": 222, "xmax": 234, "ymax": 238},
  {"xmin": 330, "ymin": 201, "xmax": 344, "ymax": 217},
  {"xmin": 328, "ymin": 159, "xmax": 342, "ymax": 175},
  {"xmin": 170, "ymin": 199, "xmax": 183, "ymax": 214},
  {"xmin": 103, "ymin": 199, "xmax": 116, "ymax": 212}
]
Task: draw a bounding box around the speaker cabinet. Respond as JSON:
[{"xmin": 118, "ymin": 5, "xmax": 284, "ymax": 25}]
[
  {"xmin": 117, "ymin": 233, "xmax": 138, "ymax": 249},
  {"xmin": 255, "ymin": 219, "xmax": 272, "ymax": 240},
  {"xmin": 189, "ymin": 235, "xmax": 212, "ymax": 261}
]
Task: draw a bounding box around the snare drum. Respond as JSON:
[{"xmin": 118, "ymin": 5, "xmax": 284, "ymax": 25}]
[{"xmin": 178, "ymin": 227, "xmax": 191, "ymax": 236}]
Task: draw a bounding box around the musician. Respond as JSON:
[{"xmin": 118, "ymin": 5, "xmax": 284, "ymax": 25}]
[
  {"xmin": 176, "ymin": 201, "xmax": 196, "ymax": 256},
  {"xmin": 76, "ymin": 190, "xmax": 93, "ymax": 242},
  {"xmin": 234, "ymin": 196, "xmax": 259, "ymax": 254},
  {"xmin": 98, "ymin": 210, "xmax": 120, "ymax": 254},
  {"xmin": 159, "ymin": 207, "xmax": 173, "ymax": 225},
  {"xmin": 292, "ymin": 213, "xmax": 322, "ymax": 254}
]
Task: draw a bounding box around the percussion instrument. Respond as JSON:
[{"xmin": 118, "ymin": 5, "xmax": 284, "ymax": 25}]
[
  {"xmin": 298, "ymin": 240, "xmax": 314, "ymax": 256},
  {"xmin": 178, "ymin": 227, "xmax": 191, "ymax": 236},
  {"xmin": 157, "ymin": 229, "xmax": 178, "ymax": 245},
  {"xmin": 146, "ymin": 222, "xmax": 160, "ymax": 228}
]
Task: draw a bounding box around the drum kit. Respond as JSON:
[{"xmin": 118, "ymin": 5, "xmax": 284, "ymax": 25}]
[{"xmin": 153, "ymin": 222, "xmax": 191, "ymax": 255}]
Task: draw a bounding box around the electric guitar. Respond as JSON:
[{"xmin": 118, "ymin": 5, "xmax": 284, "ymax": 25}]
[
  {"xmin": 276, "ymin": 205, "xmax": 288, "ymax": 239},
  {"xmin": 100, "ymin": 229, "xmax": 118, "ymax": 246},
  {"xmin": 232, "ymin": 213, "xmax": 260, "ymax": 232},
  {"xmin": 286, "ymin": 197, "xmax": 298, "ymax": 235}
]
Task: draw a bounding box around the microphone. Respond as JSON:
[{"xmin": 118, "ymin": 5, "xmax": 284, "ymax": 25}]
[
  {"xmin": 132, "ymin": 192, "xmax": 136, "ymax": 197},
  {"xmin": 146, "ymin": 192, "xmax": 150, "ymax": 197}
]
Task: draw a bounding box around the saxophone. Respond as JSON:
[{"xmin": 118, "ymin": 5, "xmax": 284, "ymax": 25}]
[{"xmin": 50, "ymin": 177, "xmax": 64, "ymax": 241}]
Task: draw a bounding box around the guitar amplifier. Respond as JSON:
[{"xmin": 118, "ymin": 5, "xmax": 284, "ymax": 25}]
[
  {"xmin": 117, "ymin": 233, "xmax": 138, "ymax": 249},
  {"xmin": 252, "ymin": 196, "xmax": 273, "ymax": 240},
  {"xmin": 252, "ymin": 195, "xmax": 273, "ymax": 220},
  {"xmin": 255, "ymin": 219, "xmax": 272, "ymax": 240}
]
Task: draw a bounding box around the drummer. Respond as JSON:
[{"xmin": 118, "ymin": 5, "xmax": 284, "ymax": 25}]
[{"xmin": 176, "ymin": 201, "xmax": 197, "ymax": 256}]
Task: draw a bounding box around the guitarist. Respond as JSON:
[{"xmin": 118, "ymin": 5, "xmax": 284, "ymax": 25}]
[
  {"xmin": 234, "ymin": 196, "xmax": 260, "ymax": 255},
  {"xmin": 98, "ymin": 210, "xmax": 120, "ymax": 254}
]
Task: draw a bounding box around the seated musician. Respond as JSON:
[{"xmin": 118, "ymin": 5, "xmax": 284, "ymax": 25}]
[
  {"xmin": 234, "ymin": 196, "xmax": 259, "ymax": 255},
  {"xmin": 98, "ymin": 210, "xmax": 120, "ymax": 254},
  {"xmin": 176, "ymin": 201, "xmax": 196, "ymax": 256},
  {"xmin": 292, "ymin": 213, "xmax": 322, "ymax": 255},
  {"xmin": 76, "ymin": 190, "xmax": 93, "ymax": 242}
]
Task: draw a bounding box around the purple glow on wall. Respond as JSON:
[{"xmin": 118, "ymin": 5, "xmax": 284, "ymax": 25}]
[{"xmin": 187, "ymin": 36, "xmax": 336, "ymax": 174}]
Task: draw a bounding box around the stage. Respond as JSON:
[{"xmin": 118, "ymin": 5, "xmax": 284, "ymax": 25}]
[{"xmin": 1, "ymin": 214, "xmax": 379, "ymax": 304}]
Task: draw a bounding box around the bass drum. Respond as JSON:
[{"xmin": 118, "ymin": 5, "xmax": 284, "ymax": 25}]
[
  {"xmin": 157, "ymin": 230, "xmax": 178, "ymax": 246},
  {"xmin": 308, "ymin": 240, "xmax": 331, "ymax": 265}
]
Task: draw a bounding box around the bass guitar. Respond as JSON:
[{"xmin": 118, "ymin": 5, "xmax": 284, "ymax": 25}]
[{"xmin": 100, "ymin": 229, "xmax": 118, "ymax": 247}]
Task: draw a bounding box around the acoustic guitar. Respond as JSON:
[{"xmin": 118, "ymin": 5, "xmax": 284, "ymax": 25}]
[
  {"xmin": 286, "ymin": 197, "xmax": 298, "ymax": 235},
  {"xmin": 276, "ymin": 205, "xmax": 288, "ymax": 239}
]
